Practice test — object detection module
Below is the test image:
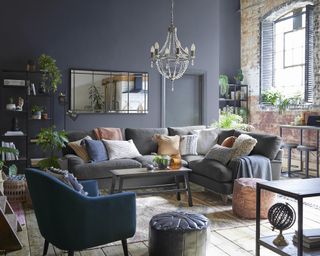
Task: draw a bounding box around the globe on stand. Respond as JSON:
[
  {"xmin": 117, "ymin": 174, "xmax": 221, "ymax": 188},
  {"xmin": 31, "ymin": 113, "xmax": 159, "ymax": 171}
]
[{"xmin": 268, "ymin": 202, "xmax": 296, "ymax": 246}]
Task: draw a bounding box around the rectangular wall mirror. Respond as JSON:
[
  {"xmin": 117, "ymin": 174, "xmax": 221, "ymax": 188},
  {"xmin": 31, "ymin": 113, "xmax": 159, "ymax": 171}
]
[{"xmin": 70, "ymin": 69, "xmax": 149, "ymax": 114}]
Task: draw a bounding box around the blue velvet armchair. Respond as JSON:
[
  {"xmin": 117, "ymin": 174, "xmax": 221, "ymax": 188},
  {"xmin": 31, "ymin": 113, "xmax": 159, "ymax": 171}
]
[{"xmin": 25, "ymin": 168, "xmax": 136, "ymax": 256}]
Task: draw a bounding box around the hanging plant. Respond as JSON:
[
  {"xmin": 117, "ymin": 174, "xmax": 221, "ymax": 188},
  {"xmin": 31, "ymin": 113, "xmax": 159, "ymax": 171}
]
[
  {"xmin": 38, "ymin": 54, "xmax": 62, "ymax": 93},
  {"xmin": 219, "ymin": 75, "xmax": 229, "ymax": 97}
]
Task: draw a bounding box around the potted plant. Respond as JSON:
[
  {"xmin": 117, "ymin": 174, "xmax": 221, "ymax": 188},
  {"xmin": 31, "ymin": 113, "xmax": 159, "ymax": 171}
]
[
  {"xmin": 38, "ymin": 54, "xmax": 62, "ymax": 93},
  {"xmin": 152, "ymin": 154, "xmax": 171, "ymax": 169},
  {"xmin": 234, "ymin": 69, "xmax": 244, "ymax": 85},
  {"xmin": 36, "ymin": 126, "xmax": 69, "ymax": 170},
  {"xmin": 89, "ymin": 84, "xmax": 104, "ymax": 111},
  {"xmin": 219, "ymin": 75, "xmax": 229, "ymax": 98},
  {"xmin": 31, "ymin": 105, "xmax": 44, "ymax": 119},
  {"xmin": 41, "ymin": 107, "xmax": 48, "ymax": 120},
  {"xmin": 0, "ymin": 146, "xmax": 19, "ymax": 178}
]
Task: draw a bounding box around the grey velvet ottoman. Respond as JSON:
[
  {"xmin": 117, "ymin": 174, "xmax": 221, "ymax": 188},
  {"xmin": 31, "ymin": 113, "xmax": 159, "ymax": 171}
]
[{"xmin": 149, "ymin": 211, "xmax": 209, "ymax": 256}]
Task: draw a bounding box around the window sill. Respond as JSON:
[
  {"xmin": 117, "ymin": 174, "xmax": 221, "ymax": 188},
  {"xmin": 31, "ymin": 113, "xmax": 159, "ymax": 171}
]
[{"xmin": 259, "ymin": 103, "xmax": 313, "ymax": 112}]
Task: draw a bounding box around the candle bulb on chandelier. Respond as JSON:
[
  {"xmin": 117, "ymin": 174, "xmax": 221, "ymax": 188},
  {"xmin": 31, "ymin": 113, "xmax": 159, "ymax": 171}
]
[
  {"xmin": 154, "ymin": 42, "xmax": 159, "ymax": 55},
  {"xmin": 150, "ymin": 46, "xmax": 155, "ymax": 58},
  {"xmin": 165, "ymin": 48, "xmax": 170, "ymax": 56},
  {"xmin": 191, "ymin": 43, "xmax": 196, "ymax": 57}
]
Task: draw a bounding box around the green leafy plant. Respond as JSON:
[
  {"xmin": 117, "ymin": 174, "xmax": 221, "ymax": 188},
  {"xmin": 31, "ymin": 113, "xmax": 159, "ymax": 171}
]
[
  {"xmin": 89, "ymin": 84, "xmax": 104, "ymax": 110},
  {"xmin": 212, "ymin": 107, "xmax": 253, "ymax": 131},
  {"xmin": 219, "ymin": 75, "xmax": 229, "ymax": 97},
  {"xmin": 152, "ymin": 154, "xmax": 170, "ymax": 169},
  {"xmin": 0, "ymin": 147, "xmax": 19, "ymax": 174},
  {"xmin": 261, "ymin": 89, "xmax": 303, "ymax": 114},
  {"xmin": 36, "ymin": 126, "xmax": 68, "ymax": 169},
  {"xmin": 234, "ymin": 69, "xmax": 244, "ymax": 84},
  {"xmin": 31, "ymin": 105, "xmax": 44, "ymax": 113},
  {"xmin": 38, "ymin": 54, "xmax": 62, "ymax": 93}
]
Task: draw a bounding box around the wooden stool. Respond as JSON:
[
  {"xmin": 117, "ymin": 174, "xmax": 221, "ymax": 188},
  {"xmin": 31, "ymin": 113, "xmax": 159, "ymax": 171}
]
[
  {"xmin": 232, "ymin": 178, "xmax": 276, "ymax": 219},
  {"xmin": 281, "ymin": 143, "xmax": 298, "ymax": 177},
  {"xmin": 297, "ymin": 145, "xmax": 317, "ymax": 178}
]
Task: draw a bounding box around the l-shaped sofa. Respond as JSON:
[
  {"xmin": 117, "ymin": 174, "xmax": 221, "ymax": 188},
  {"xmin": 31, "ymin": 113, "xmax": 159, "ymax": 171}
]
[{"xmin": 62, "ymin": 126, "xmax": 283, "ymax": 196}]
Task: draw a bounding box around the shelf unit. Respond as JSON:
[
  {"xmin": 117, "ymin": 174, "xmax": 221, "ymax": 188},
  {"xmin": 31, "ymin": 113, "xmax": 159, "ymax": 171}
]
[
  {"xmin": 219, "ymin": 84, "xmax": 248, "ymax": 121},
  {"xmin": 0, "ymin": 70, "xmax": 54, "ymax": 174}
]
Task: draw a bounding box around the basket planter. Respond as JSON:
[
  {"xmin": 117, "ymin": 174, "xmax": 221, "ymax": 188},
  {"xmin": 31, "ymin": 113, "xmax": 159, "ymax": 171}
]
[{"xmin": 4, "ymin": 177, "xmax": 27, "ymax": 203}]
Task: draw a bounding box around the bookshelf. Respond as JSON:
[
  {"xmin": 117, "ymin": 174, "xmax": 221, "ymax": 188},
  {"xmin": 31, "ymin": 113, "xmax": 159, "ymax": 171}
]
[{"xmin": 0, "ymin": 70, "xmax": 54, "ymax": 174}]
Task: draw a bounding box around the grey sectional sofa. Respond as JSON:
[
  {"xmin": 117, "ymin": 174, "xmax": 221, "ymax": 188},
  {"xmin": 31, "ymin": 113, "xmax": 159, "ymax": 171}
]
[{"xmin": 62, "ymin": 126, "xmax": 282, "ymax": 195}]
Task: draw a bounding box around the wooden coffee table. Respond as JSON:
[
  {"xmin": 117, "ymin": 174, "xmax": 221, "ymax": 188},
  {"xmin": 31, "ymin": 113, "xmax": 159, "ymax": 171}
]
[{"xmin": 110, "ymin": 167, "xmax": 193, "ymax": 206}]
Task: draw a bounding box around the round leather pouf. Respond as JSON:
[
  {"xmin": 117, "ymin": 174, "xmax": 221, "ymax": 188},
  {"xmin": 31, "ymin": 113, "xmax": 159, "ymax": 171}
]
[
  {"xmin": 149, "ymin": 211, "xmax": 209, "ymax": 256},
  {"xmin": 232, "ymin": 178, "xmax": 276, "ymax": 219}
]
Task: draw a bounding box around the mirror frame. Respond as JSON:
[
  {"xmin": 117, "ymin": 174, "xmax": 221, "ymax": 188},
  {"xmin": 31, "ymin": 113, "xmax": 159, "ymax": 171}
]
[{"xmin": 69, "ymin": 68, "xmax": 149, "ymax": 114}]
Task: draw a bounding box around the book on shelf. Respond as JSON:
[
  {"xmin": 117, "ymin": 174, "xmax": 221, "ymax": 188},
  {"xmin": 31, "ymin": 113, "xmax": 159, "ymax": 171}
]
[
  {"xmin": 1, "ymin": 141, "xmax": 18, "ymax": 161},
  {"xmin": 3, "ymin": 79, "xmax": 25, "ymax": 86},
  {"xmin": 4, "ymin": 131, "xmax": 24, "ymax": 136},
  {"xmin": 292, "ymin": 235, "xmax": 320, "ymax": 249},
  {"xmin": 295, "ymin": 229, "xmax": 320, "ymax": 242}
]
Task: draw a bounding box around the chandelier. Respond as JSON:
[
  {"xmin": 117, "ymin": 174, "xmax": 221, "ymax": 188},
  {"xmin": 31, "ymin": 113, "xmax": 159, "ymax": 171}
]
[{"xmin": 150, "ymin": 0, "xmax": 196, "ymax": 90}]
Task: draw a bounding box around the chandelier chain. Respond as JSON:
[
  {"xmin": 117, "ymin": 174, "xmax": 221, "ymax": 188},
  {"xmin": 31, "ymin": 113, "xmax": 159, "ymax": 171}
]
[{"xmin": 171, "ymin": 0, "xmax": 174, "ymax": 25}]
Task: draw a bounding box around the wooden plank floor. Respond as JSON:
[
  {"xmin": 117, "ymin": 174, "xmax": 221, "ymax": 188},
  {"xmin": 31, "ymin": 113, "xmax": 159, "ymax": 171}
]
[{"xmin": 3, "ymin": 186, "xmax": 320, "ymax": 256}]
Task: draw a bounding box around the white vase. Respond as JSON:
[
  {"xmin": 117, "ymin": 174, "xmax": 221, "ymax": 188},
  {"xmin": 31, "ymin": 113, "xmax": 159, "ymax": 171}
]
[{"xmin": 6, "ymin": 103, "xmax": 16, "ymax": 111}]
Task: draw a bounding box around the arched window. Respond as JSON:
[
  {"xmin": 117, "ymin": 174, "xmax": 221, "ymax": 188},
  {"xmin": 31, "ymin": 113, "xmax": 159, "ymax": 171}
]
[{"xmin": 260, "ymin": 2, "xmax": 314, "ymax": 104}]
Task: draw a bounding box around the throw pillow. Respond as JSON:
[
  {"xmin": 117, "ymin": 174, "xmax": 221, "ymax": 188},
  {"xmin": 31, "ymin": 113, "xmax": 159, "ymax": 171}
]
[
  {"xmin": 204, "ymin": 144, "xmax": 236, "ymax": 165},
  {"xmin": 153, "ymin": 134, "xmax": 180, "ymax": 155},
  {"xmin": 68, "ymin": 136, "xmax": 92, "ymax": 162},
  {"xmin": 93, "ymin": 127, "xmax": 123, "ymax": 140},
  {"xmin": 103, "ymin": 139, "xmax": 141, "ymax": 160},
  {"xmin": 231, "ymin": 134, "xmax": 258, "ymax": 159},
  {"xmin": 47, "ymin": 167, "xmax": 88, "ymax": 195},
  {"xmin": 179, "ymin": 135, "xmax": 198, "ymax": 156},
  {"xmin": 221, "ymin": 136, "xmax": 237, "ymax": 148},
  {"xmin": 83, "ymin": 139, "xmax": 108, "ymax": 162},
  {"xmin": 193, "ymin": 128, "xmax": 219, "ymax": 155}
]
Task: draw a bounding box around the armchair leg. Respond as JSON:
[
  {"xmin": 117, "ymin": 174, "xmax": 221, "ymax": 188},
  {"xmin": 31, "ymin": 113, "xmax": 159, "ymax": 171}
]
[
  {"xmin": 68, "ymin": 251, "xmax": 74, "ymax": 256},
  {"xmin": 43, "ymin": 240, "xmax": 49, "ymax": 255},
  {"xmin": 121, "ymin": 239, "xmax": 129, "ymax": 256}
]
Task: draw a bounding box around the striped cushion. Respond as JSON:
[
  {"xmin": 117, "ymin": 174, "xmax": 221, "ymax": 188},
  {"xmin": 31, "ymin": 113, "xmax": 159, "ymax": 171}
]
[
  {"xmin": 68, "ymin": 136, "xmax": 92, "ymax": 162},
  {"xmin": 179, "ymin": 135, "xmax": 198, "ymax": 156}
]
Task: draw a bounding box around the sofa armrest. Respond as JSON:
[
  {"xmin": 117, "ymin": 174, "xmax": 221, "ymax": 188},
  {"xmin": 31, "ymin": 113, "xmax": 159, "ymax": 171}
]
[{"xmin": 64, "ymin": 154, "xmax": 85, "ymax": 172}]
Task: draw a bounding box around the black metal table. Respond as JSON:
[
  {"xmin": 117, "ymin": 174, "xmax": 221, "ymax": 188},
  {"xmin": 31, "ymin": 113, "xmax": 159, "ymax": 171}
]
[
  {"xmin": 110, "ymin": 167, "xmax": 193, "ymax": 207},
  {"xmin": 256, "ymin": 179, "xmax": 320, "ymax": 256}
]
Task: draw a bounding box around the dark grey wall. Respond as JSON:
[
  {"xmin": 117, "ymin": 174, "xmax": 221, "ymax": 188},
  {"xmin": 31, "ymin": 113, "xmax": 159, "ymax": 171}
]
[
  {"xmin": 0, "ymin": 0, "xmax": 240, "ymax": 130},
  {"xmin": 219, "ymin": 0, "xmax": 241, "ymax": 81}
]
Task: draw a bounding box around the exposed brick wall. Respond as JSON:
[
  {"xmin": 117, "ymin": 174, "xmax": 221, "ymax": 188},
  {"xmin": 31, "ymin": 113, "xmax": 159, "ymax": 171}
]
[{"xmin": 241, "ymin": 0, "xmax": 320, "ymax": 170}]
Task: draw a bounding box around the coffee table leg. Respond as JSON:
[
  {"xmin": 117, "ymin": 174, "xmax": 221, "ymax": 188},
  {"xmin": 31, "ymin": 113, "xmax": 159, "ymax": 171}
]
[
  {"xmin": 175, "ymin": 176, "xmax": 181, "ymax": 201},
  {"xmin": 110, "ymin": 175, "xmax": 116, "ymax": 194},
  {"xmin": 184, "ymin": 174, "xmax": 193, "ymax": 207}
]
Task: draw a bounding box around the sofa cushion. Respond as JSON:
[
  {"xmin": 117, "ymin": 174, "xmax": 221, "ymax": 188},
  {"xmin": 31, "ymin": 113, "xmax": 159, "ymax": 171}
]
[
  {"xmin": 168, "ymin": 125, "xmax": 206, "ymax": 136},
  {"xmin": 189, "ymin": 159, "xmax": 234, "ymax": 182},
  {"xmin": 125, "ymin": 128, "xmax": 168, "ymax": 155},
  {"xmin": 234, "ymin": 130, "xmax": 282, "ymax": 160},
  {"xmin": 179, "ymin": 135, "xmax": 198, "ymax": 156},
  {"xmin": 217, "ymin": 129, "xmax": 236, "ymax": 145},
  {"xmin": 231, "ymin": 134, "xmax": 257, "ymax": 159},
  {"xmin": 193, "ymin": 128, "xmax": 219, "ymax": 154},
  {"xmin": 205, "ymin": 145, "xmax": 236, "ymax": 165},
  {"xmin": 67, "ymin": 136, "xmax": 92, "ymax": 162},
  {"xmin": 182, "ymin": 155, "xmax": 204, "ymax": 163},
  {"xmin": 221, "ymin": 136, "xmax": 237, "ymax": 148},
  {"xmin": 71, "ymin": 159, "xmax": 142, "ymax": 180},
  {"xmin": 63, "ymin": 130, "xmax": 94, "ymax": 155},
  {"xmin": 103, "ymin": 139, "xmax": 141, "ymax": 160},
  {"xmin": 154, "ymin": 134, "xmax": 180, "ymax": 155},
  {"xmin": 93, "ymin": 127, "xmax": 123, "ymax": 140},
  {"xmin": 83, "ymin": 139, "xmax": 108, "ymax": 162}
]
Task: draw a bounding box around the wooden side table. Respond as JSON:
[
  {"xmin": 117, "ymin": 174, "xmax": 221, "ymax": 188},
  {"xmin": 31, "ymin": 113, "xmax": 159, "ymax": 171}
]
[{"xmin": 256, "ymin": 179, "xmax": 320, "ymax": 256}]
